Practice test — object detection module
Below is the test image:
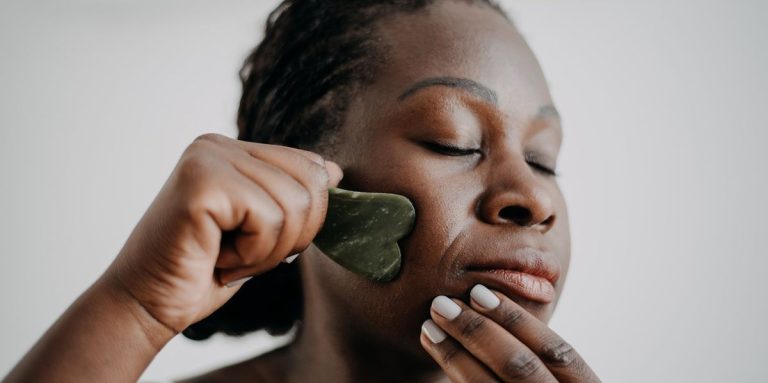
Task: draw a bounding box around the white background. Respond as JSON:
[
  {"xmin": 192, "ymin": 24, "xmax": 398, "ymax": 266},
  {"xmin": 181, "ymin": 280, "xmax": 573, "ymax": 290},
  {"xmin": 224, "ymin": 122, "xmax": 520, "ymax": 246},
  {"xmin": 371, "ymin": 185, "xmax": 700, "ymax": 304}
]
[{"xmin": 1, "ymin": 1, "xmax": 766, "ymax": 382}]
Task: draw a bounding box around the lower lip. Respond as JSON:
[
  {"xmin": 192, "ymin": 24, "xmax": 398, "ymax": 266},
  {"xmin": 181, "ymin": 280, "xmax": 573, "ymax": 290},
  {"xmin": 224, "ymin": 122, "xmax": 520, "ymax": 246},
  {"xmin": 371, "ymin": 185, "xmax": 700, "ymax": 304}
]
[{"xmin": 468, "ymin": 269, "xmax": 556, "ymax": 303}]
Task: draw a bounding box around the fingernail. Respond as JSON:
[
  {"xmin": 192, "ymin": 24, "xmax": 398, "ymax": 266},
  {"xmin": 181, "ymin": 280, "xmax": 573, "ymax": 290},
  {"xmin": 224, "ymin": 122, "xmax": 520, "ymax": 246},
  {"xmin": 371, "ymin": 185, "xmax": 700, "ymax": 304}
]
[
  {"xmin": 421, "ymin": 319, "xmax": 446, "ymax": 343},
  {"xmin": 431, "ymin": 296, "xmax": 461, "ymax": 320},
  {"xmin": 225, "ymin": 276, "xmax": 252, "ymax": 288},
  {"xmin": 471, "ymin": 284, "xmax": 500, "ymax": 309},
  {"xmin": 282, "ymin": 253, "xmax": 300, "ymax": 264}
]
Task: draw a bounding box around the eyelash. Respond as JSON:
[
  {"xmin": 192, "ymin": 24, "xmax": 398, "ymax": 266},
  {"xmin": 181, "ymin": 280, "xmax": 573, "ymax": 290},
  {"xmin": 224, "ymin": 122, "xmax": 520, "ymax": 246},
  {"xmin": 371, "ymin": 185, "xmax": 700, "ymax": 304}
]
[
  {"xmin": 422, "ymin": 142, "xmax": 480, "ymax": 156},
  {"xmin": 526, "ymin": 160, "xmax": 558, "ymax": 177},
  {"xmin": 424, "ymin": 142, "xmax": 558, "ymax": 177}
]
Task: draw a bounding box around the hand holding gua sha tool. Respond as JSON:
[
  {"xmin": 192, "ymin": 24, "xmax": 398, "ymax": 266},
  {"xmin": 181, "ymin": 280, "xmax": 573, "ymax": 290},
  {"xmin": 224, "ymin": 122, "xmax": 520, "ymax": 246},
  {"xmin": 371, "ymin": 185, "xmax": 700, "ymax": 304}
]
[{"xmin": 311, "ymin": 187, "xmax": 416, "ymax": 282}]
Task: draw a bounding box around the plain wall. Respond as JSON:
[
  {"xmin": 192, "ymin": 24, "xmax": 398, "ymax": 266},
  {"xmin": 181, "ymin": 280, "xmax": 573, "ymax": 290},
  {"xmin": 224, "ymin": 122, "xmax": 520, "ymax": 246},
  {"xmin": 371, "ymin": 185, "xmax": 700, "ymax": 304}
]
[{"xmin": 1, "ymin": 1, "xmax": 766, "ymax": 381}]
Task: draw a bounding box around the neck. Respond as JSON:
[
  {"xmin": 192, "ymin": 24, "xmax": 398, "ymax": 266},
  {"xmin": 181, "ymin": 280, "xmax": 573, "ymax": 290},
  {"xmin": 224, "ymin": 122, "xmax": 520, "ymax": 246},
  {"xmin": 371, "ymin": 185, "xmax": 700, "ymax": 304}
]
[
  {"xmin": 283, "ymin": 322, "xmax": 447, "ymax": 383},
  {"xmin": 280, "ymin": 259, "xmax": 449, "ymax": 383}
]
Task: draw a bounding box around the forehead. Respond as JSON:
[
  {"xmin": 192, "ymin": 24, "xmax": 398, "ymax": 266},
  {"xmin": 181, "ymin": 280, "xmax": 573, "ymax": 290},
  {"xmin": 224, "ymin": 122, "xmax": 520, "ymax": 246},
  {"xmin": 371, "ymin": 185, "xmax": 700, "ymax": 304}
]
[{"xmin": 368, "ymin": 1, "xmax": 553, "ymax": 121}]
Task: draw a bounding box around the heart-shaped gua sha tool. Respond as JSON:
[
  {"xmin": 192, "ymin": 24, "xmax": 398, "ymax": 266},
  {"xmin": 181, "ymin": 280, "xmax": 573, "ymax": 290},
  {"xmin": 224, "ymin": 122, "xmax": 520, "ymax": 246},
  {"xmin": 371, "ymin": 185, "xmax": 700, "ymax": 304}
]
[{"xmin": 312, "ymin": 187, "xmax": 416, "ymax": 282}]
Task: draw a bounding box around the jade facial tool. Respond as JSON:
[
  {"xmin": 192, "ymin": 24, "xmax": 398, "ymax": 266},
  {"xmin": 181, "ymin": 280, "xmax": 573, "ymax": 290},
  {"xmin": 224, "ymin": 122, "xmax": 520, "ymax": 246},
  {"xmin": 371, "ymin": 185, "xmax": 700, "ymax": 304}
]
[{"xmin": 312, "ymin": 187, "xmax": 416, "ymax": 282}]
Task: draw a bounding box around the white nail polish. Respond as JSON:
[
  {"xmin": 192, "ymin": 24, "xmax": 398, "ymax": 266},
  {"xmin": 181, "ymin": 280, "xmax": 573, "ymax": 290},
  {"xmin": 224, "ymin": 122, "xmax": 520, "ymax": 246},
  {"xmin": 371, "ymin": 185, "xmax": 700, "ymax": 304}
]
[
  {"xmin": 471, "ymin": 284, "xmax": 500, "ymax": 309},
  {"xmin": 282, "ymin": 253, "xmax": 300, "ymax": 264},
  {"xmin": 225, "ymin": 276, "xmax": 252, "ymax": 288},
  {"xmin": 422, "ymin": 319, "xmax": 447, "ymax": 344},
  {"xmin": 431, "ymin": 296, "xmax": 461, "ymax": 320}
]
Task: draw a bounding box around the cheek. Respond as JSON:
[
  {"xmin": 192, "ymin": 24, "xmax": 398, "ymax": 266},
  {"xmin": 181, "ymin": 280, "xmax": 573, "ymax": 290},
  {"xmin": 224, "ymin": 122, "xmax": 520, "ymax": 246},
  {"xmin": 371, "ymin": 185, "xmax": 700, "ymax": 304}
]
[
  {"xmin": 340, "ymin": 143, "xmax": 480, "ymax": 271},
  {"xmin": 402, "ymin": 175, "xmax": 474, "ymax": 271},
  {"xmin": 548, "ymin": 183, "xmax": 571, "ymax": 288}
]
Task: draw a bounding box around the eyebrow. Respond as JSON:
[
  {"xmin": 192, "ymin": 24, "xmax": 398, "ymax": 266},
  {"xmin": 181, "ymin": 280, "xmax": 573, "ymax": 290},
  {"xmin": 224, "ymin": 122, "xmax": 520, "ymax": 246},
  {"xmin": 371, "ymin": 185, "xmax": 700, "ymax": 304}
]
[{"xmin": 397, "ymin": 76, "xmax": 498, "ymax": 105}]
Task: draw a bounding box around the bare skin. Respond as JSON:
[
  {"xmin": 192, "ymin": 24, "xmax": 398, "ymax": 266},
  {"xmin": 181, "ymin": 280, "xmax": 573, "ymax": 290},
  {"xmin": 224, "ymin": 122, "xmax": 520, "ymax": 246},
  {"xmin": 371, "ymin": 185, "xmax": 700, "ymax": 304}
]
[
  {"xmin": 3, "ymin": 2, "xmax": 600, "ymax": 383},
  {"xmin": 3, "ymin": 136, "xmax": 344, "ymax": 383},
  {"xmin": 186, "ymin": 2, "xmax": 598, "ymax": 382}
]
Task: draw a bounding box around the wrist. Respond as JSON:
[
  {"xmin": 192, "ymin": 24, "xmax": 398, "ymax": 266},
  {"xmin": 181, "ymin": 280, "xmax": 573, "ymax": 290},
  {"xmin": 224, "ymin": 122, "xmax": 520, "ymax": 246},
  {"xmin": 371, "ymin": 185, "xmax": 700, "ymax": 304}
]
[{"xmin": 96, "ymin": 270, "xmax": 178, "ymax": 351}]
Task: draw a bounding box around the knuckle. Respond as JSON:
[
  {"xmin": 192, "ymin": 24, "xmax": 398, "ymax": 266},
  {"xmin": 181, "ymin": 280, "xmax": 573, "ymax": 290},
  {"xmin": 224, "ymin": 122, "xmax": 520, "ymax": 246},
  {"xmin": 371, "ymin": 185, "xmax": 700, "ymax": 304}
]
[
  {"xmin": 263, "ymin": 206, "xmax": 285, "ymax": 232},
  {"xmin": 309, "ymin": 162, "xmax": 330, "ymax": 187},
  {"xmin": 458, "ymin": 314, "xmax": 487, "ymax": 338},
  {"xmin": 175, "ymin": 169, "xmax": 221, "ymax": 212},
  {"xmin": 303, "ymin": 151, "xmax": 324, "ymax": 165},
  {"xmin": 293, "ymin": 186, "xmax": 312, "ymax": 215},
  {"xmin": 440, "ymin": 345, "xmax": 460, "ymax": 366},
  {"xmin": 194, "ymin": 133, "xmax": 225, "ymax": 144},
  {"xmin": 499, "ymin": 307, "xmax": 526, "ymax": 329},
  {"xmin": 501, "ymin": 351, "xmax": 543, "ymax": 380},
  {"xmin": 177, "ymin": 151, "xmax": 222, "ymax": 188},
  {"xmin": 185, "ymin": 186, "xmax": 222, "ymax": 217},
  {"xmin": 539, "ymin": 339, "xmax": 578, "ymax": 367},
  {"xmin": 178, "ymin": 152, "xmax": 208, "ymax": 178}
]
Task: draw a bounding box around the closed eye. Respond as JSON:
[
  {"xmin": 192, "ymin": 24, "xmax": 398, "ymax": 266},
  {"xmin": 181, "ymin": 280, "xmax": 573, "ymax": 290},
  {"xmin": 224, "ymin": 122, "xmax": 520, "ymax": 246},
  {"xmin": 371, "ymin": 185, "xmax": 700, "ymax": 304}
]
[
  {"xmin": 423, "ymin": 142, "xmax": 558, "ymax": 176},
  {"xmin": 525, "ymin": 152, "xmax": 558, "ymax": 176},
  {"xmin": 422, "ymin": 141, "xmax": 481, "ymax": 157},
  {"xmin": 527, "ymin": 161, "xmax": 558, "ymax": 176}
]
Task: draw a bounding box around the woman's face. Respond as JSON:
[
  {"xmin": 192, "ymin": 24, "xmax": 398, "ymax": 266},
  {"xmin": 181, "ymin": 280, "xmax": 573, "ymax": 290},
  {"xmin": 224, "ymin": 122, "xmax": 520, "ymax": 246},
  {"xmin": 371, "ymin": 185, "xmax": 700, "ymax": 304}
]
[{"xmin": 302, "ymin": 1, "xmax": 569, "ymax": 357}]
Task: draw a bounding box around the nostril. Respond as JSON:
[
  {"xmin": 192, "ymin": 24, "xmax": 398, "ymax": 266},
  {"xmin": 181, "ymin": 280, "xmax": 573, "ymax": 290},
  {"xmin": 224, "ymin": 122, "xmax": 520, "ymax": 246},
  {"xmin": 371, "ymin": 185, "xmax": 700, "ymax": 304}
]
[
  {"xmin": 540, "ymin": 215, "xmax": 556, "ymax": 227},
  {"xmin": 499, "ymin": 206, "xmax": 532, "ymax": 225}
]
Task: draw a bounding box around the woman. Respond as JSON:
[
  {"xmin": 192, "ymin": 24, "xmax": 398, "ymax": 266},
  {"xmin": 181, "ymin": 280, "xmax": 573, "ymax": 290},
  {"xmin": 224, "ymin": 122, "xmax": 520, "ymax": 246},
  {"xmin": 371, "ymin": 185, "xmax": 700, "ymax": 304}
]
[{"xmin": 3, "ymin": 1, "xmax": 600, "ymax": 382}]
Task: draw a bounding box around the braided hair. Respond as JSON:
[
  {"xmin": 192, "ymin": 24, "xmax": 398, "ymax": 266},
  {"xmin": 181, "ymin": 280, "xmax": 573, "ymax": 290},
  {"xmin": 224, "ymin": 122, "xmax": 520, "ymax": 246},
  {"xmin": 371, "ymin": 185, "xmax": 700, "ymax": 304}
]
[{"xmin": 183, "ymin": 0, "xmax": 505, "ymax": 341}]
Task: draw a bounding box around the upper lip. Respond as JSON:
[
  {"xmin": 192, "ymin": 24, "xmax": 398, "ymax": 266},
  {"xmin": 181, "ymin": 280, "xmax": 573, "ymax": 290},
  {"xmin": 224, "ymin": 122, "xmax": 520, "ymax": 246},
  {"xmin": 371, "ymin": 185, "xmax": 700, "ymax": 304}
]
[{"xmin": 464, "ymin": 247, "xmax": 561, "ymax": 286}]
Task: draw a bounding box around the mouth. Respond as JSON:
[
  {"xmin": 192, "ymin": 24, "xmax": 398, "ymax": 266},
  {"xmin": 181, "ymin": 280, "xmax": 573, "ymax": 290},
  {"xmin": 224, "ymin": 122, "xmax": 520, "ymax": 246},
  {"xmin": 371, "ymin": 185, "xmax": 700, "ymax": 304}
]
[{"xmin": 465, "ymin": 248, "xmax": 561, "ymax": 304}]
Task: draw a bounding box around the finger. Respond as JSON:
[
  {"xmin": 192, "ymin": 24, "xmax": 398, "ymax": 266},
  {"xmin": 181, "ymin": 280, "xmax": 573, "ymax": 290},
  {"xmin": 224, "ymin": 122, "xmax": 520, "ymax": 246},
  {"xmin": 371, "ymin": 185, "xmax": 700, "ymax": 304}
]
[
  {"xmin": 430, "ymin": 296, "xmax": 557, "ymax": 382},
  {"xmin": 217, "ymin": 258, "xmax": 282, "ymax": 285},
  {"xmin": 262, "ymin": 145, "xmax": 343, "ymax": 186},
  {"xmin": 235, "ymin": 143, "xmax": 335, "ymax": 251},
  {"xmin": 420, "ymin": 320, "xmax": 500, "ymax": 383},
  {"xmin": 206, "ymin": 134, "xmax": 326, "ymax": 174},
  {"xmin": 215, "ymin": 229, "xmax": 284, "ymax": 271},
  {"xmin": 233, "ymin": 139, "xmax": 342, "ymax": 192},
  {"xmin": 215, "ymin": 231, "xmax": 241, "ymax": 269},
  {"xmin": 229, "ymin": 151, "xmax": 313, "ymax": 264},
  {"xmin": 212, "ymin": 175, "xmax": 283, "ymax": 285},
  {"xmin": 324, "ymin": 160, "xmax": 344, "ymax": 187},
  {"xmin": 196, "ymin": 136, "xmax": 321, "ymax": 261},
  {"xmin": 468, "ymin": 284, "xmax": 601, "ymax": 383},
  {"xmin": 253, "ymin": 143, "xmax": 326, "ymax": 166},
  {"xmin": 273, "ymin": 146, "xmax": 344, "ymax": 185}
]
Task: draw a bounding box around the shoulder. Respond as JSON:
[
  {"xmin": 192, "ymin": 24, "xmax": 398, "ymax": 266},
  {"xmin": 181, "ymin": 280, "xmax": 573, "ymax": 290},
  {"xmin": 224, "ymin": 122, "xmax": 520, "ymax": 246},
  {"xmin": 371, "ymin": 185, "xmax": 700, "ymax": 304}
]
[{"xmin": 173, "ymin": 344, "xmax": 292, "ymax": 383}]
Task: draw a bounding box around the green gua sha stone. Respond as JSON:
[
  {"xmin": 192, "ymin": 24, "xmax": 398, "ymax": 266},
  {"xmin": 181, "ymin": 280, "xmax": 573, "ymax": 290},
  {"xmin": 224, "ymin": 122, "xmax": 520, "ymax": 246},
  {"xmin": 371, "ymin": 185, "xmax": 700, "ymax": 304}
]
[{"xmin": 312, "ymin": 187, "xmax": 416, "ymax": 282}]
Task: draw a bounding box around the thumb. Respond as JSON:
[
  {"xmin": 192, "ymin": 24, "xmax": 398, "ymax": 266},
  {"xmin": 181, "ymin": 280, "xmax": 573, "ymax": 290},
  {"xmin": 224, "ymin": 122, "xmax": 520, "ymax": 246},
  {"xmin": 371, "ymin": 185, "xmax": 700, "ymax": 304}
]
[{"xmin": 325, "ymin": 160, "xmax": 344, "ymax": 187}]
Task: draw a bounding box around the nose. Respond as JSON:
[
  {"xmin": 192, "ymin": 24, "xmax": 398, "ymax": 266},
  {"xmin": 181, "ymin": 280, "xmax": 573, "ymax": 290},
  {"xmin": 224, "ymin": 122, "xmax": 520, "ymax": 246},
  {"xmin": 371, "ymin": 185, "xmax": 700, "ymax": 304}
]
[{"xmin": 477, "ymin": 164, "xmax": 556, "ymax": 232}]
